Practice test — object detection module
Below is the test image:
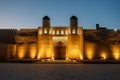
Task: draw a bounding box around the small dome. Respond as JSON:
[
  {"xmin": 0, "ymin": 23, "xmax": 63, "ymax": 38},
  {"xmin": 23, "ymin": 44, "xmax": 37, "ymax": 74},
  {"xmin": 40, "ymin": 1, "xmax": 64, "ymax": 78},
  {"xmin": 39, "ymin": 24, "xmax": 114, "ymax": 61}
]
[
  {"xmin": 43, "ymin": 16, "xmax": 50, "ymax": 20},
  {"xmin": 70, "ymin": 16, "xmax": 78, "ymax": 19}
]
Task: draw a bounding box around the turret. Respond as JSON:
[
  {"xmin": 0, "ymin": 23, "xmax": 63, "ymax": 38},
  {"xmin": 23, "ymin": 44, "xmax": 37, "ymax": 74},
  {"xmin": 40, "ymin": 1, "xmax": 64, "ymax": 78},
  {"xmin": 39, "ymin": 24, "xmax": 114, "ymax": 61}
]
[
  {"xmin": 42, "ymin": 16, "xmax": 50, "ymax": 34},
  {"xmin": 70, "ymin": 16, "xmax": 78, "ymax": 28},
  {"xmin": 96, "ymin": 24, "xmax": 107, "ymax": 30},
  {"xmin": 42, "ymin": 16, "xmax": 50, "ymax": 28},
  {"xmin": 96, "ymin": 24, "xmax": 99, "ymax": 30},
  {"xmin": 70, "ymin": 16, "xmax": 78, "ymax": 34}
]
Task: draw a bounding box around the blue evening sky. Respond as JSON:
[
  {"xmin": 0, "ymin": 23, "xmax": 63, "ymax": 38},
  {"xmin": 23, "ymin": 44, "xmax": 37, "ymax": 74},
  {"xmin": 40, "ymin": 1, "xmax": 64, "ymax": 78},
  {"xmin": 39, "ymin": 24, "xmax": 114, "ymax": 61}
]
[{"xmin": 0, "ymin": 0, "xmax": 120, "ymax": 29}]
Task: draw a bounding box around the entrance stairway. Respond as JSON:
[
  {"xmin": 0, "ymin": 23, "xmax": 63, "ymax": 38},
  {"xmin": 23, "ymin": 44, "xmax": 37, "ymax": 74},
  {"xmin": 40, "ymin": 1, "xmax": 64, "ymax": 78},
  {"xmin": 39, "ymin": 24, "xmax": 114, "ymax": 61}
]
[
  {"xmin": 53, "ymin": 60, "xmax": 67, "ymax": 62},
  {"xmin": 37, "ymin": 60, "xmax": 80, "ymax": 64}
]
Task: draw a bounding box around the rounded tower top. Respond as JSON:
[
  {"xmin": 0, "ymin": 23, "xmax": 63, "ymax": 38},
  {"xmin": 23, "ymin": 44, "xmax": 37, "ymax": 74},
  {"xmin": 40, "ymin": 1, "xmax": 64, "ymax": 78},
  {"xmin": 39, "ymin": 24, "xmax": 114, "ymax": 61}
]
[
  {"xmin": 43, "ymin": 16, "xmax": 50, "ymax": 20},
  {"xmin": 42, "ymin": 16, "xmax": 50, "ymax": 28},
  {"xmin": 70, "ymin": 15, "xmax": 78, "ymax": 28},
  {"xmin": 70, "ymin": 16, "xmax": 78, "ymax": 20}
]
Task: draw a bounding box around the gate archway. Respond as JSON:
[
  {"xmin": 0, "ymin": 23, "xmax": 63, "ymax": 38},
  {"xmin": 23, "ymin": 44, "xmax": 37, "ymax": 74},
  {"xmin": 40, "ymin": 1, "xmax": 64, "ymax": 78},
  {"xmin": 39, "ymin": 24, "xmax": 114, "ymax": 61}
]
[{"xmin": 54, "ymin": 41, "xmax": 66, "ymax": 60}]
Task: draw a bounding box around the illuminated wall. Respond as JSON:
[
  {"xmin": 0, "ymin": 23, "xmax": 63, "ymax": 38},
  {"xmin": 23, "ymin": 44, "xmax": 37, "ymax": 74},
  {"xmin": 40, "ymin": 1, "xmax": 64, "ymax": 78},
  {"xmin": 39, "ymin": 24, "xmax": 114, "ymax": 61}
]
[
  {"xmin": 7, "ymin": 44, "xmax": 17, "ymax": 58},
  {"xmin": 16, "ymin": 43, "xmax": 37, "ymax": 59},
  {"xmin": 17, "ymin": 44, "xmax": 27, "ymax": 59},
  {"xmin": 37, "ymin": 28, "xmax": 53, "ymax": 59},
  {"xmin": 5, "ymin": 27, "xmax": 120, "ymax": 62},
  {"xmin": 85, "ymin": 42, "xmax": 96, "ymax": 60},
  {"xmin": 68, "ymin": 28, "xmax": 83, "ymax": 60},
  {"xmin": 1, "ymin": 16, "xmax": 120, "ymax": 62},
  {"xmin": 29, "ymin": 44, "xmax": 37, "ymax": 59},
  {"xmin": 37, "ymin": 27, "xmax": 83, "ymax": 60},
  {"xmin": 79, "ymin": 28, "xmax": 84, "ymax": 60},
  {"xmin": 111, "ymin": 45, "xmax": 120, "ymax": 60},
  {"xmin": 53, "ymin": 36, "xmax": 68, "ymax": 59},
  {"xmin": 100, "ymin": 51, "xmax": 108, "ymax": 60}
]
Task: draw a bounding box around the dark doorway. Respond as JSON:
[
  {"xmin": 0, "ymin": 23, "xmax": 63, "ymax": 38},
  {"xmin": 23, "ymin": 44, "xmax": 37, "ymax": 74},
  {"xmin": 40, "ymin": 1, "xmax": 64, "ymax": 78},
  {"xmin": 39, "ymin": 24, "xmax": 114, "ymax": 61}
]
[{"xmin": 54, "ymin": 42, "xmax": 66, "ymax": 60}]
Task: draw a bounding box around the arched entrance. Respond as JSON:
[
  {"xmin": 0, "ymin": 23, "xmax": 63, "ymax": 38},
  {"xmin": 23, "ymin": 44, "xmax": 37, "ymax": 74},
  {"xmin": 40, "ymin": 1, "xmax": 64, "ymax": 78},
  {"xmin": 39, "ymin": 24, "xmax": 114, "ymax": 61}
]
[{"xmin": 54, "ymin": 41, "xmax": 66, "ymax": 60}]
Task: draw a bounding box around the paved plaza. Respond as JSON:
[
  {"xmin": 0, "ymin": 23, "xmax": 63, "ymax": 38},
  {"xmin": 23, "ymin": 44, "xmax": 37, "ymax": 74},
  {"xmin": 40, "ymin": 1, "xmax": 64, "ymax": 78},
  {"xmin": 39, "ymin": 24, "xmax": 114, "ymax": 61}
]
[{"xmin": 0, "ymin": 63, "xmax": 120, "ymax": 80}]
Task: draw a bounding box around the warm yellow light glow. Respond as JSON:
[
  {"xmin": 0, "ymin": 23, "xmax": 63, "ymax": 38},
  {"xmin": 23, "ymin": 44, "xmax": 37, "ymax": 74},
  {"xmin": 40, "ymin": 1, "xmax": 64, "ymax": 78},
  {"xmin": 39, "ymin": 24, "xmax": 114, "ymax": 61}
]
[
  {"xmin": 112, "ymin": 45, "xmax": 120, "ymax": 60},
  {"xmin": 29, "ymin": 44, "xmax": 37, "ymax": 59},
  {"xmin": 37, "ymin": 43, "xmax": 53, "ymax": 60},
  {"xmin": 45, "ymin": 48, "xmax": 52, "ymax": 57},
  {"xmin": 39, "ymin": 30, "xmax": 42, "ymax": 34},
  {"xmin": 52, "ymin": 56, "xmax": 54, "ymax": 60},
  {"xmin": 87, "ymin": 53, "xmax": 93, "ymax": 60},
  {"xmin": 72, "ymin": 29, "xmax": 75, "ymax": 34},
  {"xmin": 79, "ymin": 54, "xmax": 83, "ymax": 60},
  {"xmin": 66, "ymin": 57, "xmax": 68, "ymax": 60},
  {"xmin": 65, "ymin": 30, "xmax": 68, "ymax": 34},
  {"xmin": 100, "ymin": 52, "xmax": 107, "ymax": 60},
  {"xmin": 44, "ymin": 29, "xmax": 47, "ymax": 34},
  {"xmin": 85, "ymin": 43, "xmax": 95, "ymax": 60},
  {"xmin": 37, "ymin": 47, "xmax": 44, "ymax": 59},
  {"xmin": 114, "ymin": 53, "xmax": 119, "ymax": 60},
  {"xmin": 37, "ymin": 53, "xmax": 41, "ymax": 59},
  {"xmin": 52, "ymin": 31, "xmax": 55, "ymax": 34},
  {"xmin": 57, "ymin": 30, "xmax": 59, "ymax": 34},
  {"xmin": 53, "ymin": 36, "xmax": 68, "ymax": 42},
  {"xmin": 17, "ymin": 45, "xmax": 26, "ymax": 59},
  {"xmin": 61, "ymin": 30, "xmax": 64, "ymax": 34},
  {"xmin": 68, "ymin": 49, "xmax": 79, "ymax": 59}
]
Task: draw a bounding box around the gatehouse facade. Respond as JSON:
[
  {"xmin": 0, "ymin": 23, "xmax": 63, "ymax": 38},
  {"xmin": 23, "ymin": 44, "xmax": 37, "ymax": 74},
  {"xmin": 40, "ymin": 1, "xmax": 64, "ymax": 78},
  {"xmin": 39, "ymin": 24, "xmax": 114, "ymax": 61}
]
[{"xmin": 0, "ymin": 16, "xmax": 120, "ymax": 62}]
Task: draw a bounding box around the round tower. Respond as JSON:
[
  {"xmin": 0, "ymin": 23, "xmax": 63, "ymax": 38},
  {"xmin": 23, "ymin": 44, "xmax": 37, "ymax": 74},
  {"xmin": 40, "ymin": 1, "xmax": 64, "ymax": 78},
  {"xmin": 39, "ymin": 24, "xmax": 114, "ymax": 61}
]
[
  {"xmin": 96, "ymin": 24, "xmax": 99, "ymax": 29},
  {"xmin": 70, "ymin": 16, "xmax": 78, "ymax": 28},
  {"xmin": 42, "ymin": 16, "xmax": 50, "ymax": 27}
]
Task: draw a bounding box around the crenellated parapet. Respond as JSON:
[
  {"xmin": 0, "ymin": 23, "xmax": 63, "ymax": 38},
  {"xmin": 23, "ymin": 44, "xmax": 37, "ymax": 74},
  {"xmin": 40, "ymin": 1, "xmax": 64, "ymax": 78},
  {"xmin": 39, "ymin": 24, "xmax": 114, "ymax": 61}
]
[
  {"xmin": 0, "ymin": 29, "xmax": 18, "ymax": 43},
  {"xmin": 0, "ymin": 28, "xmax": 18, "ymax": 32},
  {"xmin": 15, "ymin": 29, "xmax": 38, "ymax": 44}
]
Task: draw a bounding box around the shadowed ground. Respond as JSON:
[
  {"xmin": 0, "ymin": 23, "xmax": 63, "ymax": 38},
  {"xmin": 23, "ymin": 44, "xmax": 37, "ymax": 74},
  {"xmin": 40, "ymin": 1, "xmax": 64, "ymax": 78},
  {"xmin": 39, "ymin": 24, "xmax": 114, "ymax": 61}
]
[{"xmin": 0, "ymin": 63, "xmax": 120, "ymax": 80}]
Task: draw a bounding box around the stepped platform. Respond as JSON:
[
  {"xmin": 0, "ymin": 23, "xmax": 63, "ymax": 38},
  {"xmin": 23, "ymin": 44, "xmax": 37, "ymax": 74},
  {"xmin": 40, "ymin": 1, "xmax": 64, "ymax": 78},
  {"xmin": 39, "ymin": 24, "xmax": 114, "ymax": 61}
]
[
  {"xmin": 36, "ymin": 60, "xmax": 80, "ymax": 64},
  {"xmin": 5, "ymin": 59, "xmax": 120, "ymax": 64},
  {"xmin": 6, "ymin": 59, "xmax": 80, "ymax": 64}
]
